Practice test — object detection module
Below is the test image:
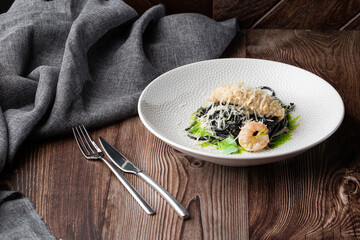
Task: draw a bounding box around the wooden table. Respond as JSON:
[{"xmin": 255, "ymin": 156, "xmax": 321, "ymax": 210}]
[{"xmin": 1, "ymin": 29, "xmax": 359, "ymax": 239}]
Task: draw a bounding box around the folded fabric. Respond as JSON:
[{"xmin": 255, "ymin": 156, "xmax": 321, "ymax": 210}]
[
  {"xmin": 0, "ymin": 0, "xmax": 238, "ymax": 238},
  {"xmin": 0, "ymin": 191, "xmax": 56, "ymax": 239}
]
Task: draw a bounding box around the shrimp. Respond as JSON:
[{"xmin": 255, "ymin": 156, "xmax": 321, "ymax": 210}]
[{"xmin": 238, "ymin": 121, "xmax": 270, "ymax": 152}]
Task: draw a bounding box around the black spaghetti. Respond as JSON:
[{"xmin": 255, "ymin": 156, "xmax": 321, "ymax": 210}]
[{"xmin": 185, "ymin": 85, "xmax": 299, "ymax": 154}]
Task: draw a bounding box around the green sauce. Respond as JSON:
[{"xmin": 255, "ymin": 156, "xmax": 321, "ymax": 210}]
[
  {"xmin": 268, "ymin": 114, "xmax": 300, "ymax": 149},
  {"xmin": 186, "ymin": 106, "xmax": 300, "ymax": 154}
]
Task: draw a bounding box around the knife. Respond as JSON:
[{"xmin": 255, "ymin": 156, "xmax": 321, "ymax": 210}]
[{"xmin": 99, "ymin": 137, "xmax": 190, "ymax": 220}]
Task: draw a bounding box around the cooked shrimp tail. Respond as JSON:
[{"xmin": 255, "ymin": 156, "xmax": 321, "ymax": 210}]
[{"xmin": 238, "ymin": 121, "xmax": 270, "ymax": 151}]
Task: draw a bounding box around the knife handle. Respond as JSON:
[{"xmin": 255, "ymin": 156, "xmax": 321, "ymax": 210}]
[
  {"xmin": 137, "ymin": 172, "xmax": 189, "ymax": 219},
  {"xmin": 101, "ymin": 157, "xmax": 155, "ymax": 215}
]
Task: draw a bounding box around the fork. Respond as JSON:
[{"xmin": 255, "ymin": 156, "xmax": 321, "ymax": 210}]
[{"xmin": 72, "ymin": 125, "xmax": 155, "ymax": 215}]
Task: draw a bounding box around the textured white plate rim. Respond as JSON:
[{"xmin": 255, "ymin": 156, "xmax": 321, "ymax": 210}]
[{"xmin": 138, "ymin": 58, "xmax": 345, "ymax": 162}]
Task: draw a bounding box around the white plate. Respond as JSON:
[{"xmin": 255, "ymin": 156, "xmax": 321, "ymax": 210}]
[{"xmin": 138, "ymin": 58, "xmax": 344, "ymax": 166}]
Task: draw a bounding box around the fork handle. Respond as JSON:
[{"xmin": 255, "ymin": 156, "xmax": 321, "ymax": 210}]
[
  {"xmin": 137, "ymin": 172, "xmax": 189, "ymax": 219},
  {"xmin": 101, "ymin": 157, "xmax": 155, "ymax": 215}
]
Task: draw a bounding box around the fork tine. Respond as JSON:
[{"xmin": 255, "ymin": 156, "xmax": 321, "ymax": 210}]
[
  {"xmin": 77, "ymin": 125, "xmax": 97, "ymax": 154},
  {"xmin": 79, "ymin": 125, "xmax": 102, "ymax": 153},
  {"xmin": 72, "ymin": 126, "xmax": 91, "ymax": 157},
  {"xmin": 72, "ymin": 125, "xmax": 155, "ymax": 215}
]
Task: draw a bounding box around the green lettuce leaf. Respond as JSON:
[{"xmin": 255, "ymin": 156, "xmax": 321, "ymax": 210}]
[{"xmin": 219, "ymin": 136, "xmax": 239, "ymax": 154}]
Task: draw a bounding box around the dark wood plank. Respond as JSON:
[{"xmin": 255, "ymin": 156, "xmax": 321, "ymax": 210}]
[
  {"xmin": 213, "ymin": 0, "xmax": 360, "ymax": 30},
  {"xmin": 255, "ymin": 0, "xmax": 360, "ymax": 29},
  {"xmin": 123, "ymin": 0, "xmax": 212, "ymax": 18},
  {"xmin": 212, "ymin": 0, "xmax": 279, "ymax": 28},
  {"xmin": 0, "ymin": 0, "xmax": 14, "ymax": 14},
  {"xmin": 1, "ymin": 117, "xmax": 249, "ymax": 239},
  {"xmin": 343, "ymin": 12, "xmax": 360, "ymax": 30},
  {"xmin": 1, "ymin": 134, "xmax": 112, "ymax": 239},
  {"xmin": 220, "ymin": 30, "xmax": 246, "ymax": 58},
  {"xmin": 243, "ymin": 29, "xmax": 360, "ymax": 239}
]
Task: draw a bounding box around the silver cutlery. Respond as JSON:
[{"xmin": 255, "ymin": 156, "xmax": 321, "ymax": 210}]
[
  {"xmin": 99, "ymin": 137, "xmax": 190, "ymax": 219},
  {"xmin": 72, "ymin": 125, "xmax": 155, "ymax": 215}
]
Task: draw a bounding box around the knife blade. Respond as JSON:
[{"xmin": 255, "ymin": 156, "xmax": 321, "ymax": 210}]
[
  {"xmin": 99, "ymin": 137, "xmax": 141, "ymax": 174},
  {"xmin": 99, "ymin": 137, "xmax": 190, "ymax": 219}
]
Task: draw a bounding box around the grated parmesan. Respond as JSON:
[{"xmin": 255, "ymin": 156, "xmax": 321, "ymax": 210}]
[{"xmin": 206, "ymin": 82, "xmax": 285, "ymax": 120}]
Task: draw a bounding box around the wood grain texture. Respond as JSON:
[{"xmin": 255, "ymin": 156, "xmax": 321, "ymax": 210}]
[
  {"xmin": 212, "ymin": 0, "xmax": 279, "ymax": 28},
  {"xmin": 255, "ymin": 0, "xmax": 360, "ymax": 30},
  {"xmin": 213, "ymin": 0, "xmax": 360, "ymax": 30},
  {"xmin": 342, "ymin": 12, "xmax": 360, "ymax": 30},
  {"xmin": 123, "ymin": 0, "xmax": 212, "ymax": 17},
  {"xmin": 1, "ymin": 30, "xmax": 360, "ymax": 239},
  {"xmin": 243, "ymin": 29, "xmax": 360, "ymax": 239}
]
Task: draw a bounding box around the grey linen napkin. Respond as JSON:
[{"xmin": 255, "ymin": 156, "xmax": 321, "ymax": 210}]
[{"xmin": 0, "ymin": 0, "xmax": 238, "ymax": 238}]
